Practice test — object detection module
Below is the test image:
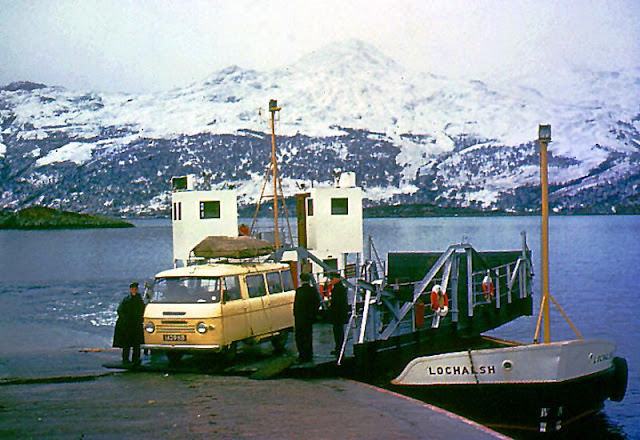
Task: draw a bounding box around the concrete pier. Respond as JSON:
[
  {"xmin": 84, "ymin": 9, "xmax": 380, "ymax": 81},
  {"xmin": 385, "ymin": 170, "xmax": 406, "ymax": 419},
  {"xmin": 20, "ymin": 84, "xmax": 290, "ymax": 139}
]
[{"xmin": 0, "ymin": 323, "xmax": 510, "ymax": 439}]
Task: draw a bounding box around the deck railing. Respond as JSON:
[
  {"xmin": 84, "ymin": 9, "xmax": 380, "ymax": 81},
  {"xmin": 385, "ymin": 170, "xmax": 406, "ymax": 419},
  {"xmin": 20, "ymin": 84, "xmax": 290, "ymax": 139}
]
[{"xmin": 353, "ymin": 238, "xmax": 532, "ymax": 343}]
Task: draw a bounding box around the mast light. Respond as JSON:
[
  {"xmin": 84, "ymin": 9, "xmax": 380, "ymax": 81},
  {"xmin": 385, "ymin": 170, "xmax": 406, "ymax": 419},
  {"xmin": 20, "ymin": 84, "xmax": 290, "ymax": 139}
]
[
  {"xmin": 269, "ymin": 99, "xmax": 281, "ymax": 113},
  {"xmin": 538, "ymin": 124, "xmax": 551, "ymax": 142}
]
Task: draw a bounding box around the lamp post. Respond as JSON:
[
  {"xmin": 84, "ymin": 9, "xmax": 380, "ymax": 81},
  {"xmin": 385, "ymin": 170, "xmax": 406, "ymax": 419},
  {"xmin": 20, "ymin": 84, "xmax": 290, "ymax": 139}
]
[{"xmin": 538, "ymin": 124, "xmax": 551, "ymax": 343}]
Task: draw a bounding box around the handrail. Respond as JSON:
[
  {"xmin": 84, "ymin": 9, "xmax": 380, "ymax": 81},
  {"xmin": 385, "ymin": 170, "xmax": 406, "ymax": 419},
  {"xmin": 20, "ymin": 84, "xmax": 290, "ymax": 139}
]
[
  {"xmin": 379, "ymin": 245, "xmax": 460, "ymax": 340},
  {"xmin": 366, "ymin": 235, "xmax": 386, "ymax": 281},
  {"xmin": 508, "ymin": 258, "xmax": 524, "ymax": 290}
]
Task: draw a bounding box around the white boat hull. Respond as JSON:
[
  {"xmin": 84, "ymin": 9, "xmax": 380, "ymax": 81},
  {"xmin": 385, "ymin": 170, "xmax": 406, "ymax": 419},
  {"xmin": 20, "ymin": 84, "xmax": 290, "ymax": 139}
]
[
  {"xmin": 392, "ymin": 339, "xmax": 615, "ymax": 386},
  {"xmin": 391, "ymin": 339, "xmax": 627, "ymax": 434}
]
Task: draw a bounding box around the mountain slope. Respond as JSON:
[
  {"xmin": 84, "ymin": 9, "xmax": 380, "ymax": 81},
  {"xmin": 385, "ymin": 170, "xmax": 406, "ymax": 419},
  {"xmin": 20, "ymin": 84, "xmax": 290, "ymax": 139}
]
[{"xmin": 1, "ymin": 40, "xmax": 638, "ymax": 215}]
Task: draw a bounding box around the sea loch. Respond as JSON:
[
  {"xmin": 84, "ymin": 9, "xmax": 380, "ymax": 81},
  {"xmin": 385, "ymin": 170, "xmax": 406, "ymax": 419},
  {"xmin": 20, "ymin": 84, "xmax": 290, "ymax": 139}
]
[{"xmin": 0, "ymin": 215, "xmax": 637, "ymax": 438}]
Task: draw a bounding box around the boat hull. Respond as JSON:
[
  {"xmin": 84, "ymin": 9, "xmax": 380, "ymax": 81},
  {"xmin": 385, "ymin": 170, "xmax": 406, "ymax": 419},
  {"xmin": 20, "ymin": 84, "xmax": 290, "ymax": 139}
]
[
  {"xmin": 391, "ymin": 339, "xmax": 627, "ymax": 434},
  {"xmin": 396, "ymin": 364, "xmax": 618, "ymax": 434}
]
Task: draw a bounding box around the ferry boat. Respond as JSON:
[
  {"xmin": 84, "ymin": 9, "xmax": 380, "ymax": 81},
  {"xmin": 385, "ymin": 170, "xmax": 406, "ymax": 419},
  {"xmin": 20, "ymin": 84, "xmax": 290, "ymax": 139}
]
[
  {"xmin": 390, "ymin": 125, "xmax": 628, "ymax": 434},
  {"xmin": 140, "ymin": 101, "xmax": 544, "ymax": 381}
]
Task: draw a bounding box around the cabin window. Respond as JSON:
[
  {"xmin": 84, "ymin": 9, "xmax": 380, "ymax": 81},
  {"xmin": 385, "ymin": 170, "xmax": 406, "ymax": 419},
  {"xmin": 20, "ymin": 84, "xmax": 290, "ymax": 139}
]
[
  {"xmin": 171, "ymin": 176, "xmax": 188, "ymax": 191},
  {"xmin": 331, "ymin": 198, "xmax": 348, "ymax": 215},
  {"xmin": 222, "ymin": 276, "xmax": 241, "ymax": 302},
  {"xmin": 307, "ymin": 198, "xmax": 314, "ymax": 216},
  {"xmin": 172, "ymin": 202, "xmax": 182, "ymax": 221},
  {"xmin": 199, "ymin": 200, "xmax": 221, "ymax": 219},
  {"xmin": 281, "ymin": 270, "xmax": 294, "ymax": 291},
  {"xmin": 266, "ymin": 272, "xmax": 283, "ymax": 294},
  {"xmin": 246, "ymin": 274, "xmax": 267, "ymax": 298}
]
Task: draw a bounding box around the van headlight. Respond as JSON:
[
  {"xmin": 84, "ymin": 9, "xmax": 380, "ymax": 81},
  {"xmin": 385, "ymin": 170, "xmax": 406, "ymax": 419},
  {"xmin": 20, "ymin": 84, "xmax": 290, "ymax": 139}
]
[
  {"xmin": 145, "ymin": 322, "xmax": 155, "ymax": 333},
  {"xmin": 196, "ymin": 322, "xmax": 208, "ymax": 334}
]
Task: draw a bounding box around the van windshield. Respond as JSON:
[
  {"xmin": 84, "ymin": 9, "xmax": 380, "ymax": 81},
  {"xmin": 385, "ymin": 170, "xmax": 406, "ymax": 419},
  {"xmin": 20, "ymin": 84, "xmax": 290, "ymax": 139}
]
[{"xmin": 153, "ymin": 277, "xmax": 222, "ymax": 303}]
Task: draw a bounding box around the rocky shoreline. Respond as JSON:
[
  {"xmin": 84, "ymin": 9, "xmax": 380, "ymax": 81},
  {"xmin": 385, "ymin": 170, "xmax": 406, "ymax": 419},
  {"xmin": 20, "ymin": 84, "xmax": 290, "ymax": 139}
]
[{"xmin": 0, "ymin": 206, "xmax": 134, "ymax": 230}]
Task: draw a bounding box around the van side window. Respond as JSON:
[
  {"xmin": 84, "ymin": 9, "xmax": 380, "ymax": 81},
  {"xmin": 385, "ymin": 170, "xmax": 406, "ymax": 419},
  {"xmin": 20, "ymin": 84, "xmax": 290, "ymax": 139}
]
[
  {"xmin": 281, "ymin": 270, "xmax": 294, "ymax": 291},
  {"xmin": 266, "ymin": 272, "xmax": 283, "ymax": 294},
  {"xmin": 246, "ymin": 274, "xmax": 267, "ymax": 298},
  {"xmin": 222, "ymin": 276, "xmax": 241, "ymax": 302}
]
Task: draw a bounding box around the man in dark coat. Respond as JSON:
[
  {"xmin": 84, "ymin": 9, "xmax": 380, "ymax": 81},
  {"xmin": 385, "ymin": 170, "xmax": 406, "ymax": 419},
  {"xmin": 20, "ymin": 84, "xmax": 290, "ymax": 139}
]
[
  {"xmin": 113, "ymin": 282, "xmax": 145, "ymax": 365},
  {"xmin": 293, "ymin": 272, "xmax": 320, "ymax": 362},
  {"xmin": 328, "ymin": 272, "xmax": 349, "ymax": 356}
]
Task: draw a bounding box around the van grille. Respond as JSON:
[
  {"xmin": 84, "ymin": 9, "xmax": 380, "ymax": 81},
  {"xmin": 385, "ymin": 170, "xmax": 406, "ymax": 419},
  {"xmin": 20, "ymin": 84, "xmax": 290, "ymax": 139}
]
[{"xmin": 158, "ymin": 320, "xmax": 195, "ymax": 333}]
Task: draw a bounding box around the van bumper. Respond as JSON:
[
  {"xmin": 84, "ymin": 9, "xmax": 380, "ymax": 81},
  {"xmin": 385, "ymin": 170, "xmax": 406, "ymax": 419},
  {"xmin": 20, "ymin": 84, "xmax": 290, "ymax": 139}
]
[{"xmin": 142, "ymin": 344, "xmax": 222, "ymax": 351}]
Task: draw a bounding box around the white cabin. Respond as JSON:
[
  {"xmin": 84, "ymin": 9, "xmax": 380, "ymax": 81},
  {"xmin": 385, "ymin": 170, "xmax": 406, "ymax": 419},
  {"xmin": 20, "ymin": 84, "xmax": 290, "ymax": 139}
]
[
  {"xmin": 168, "ymin": 172, "xmax": 364, "ymax": 280},
  {"xmin": 170, "ymin": 175, "xmax": 238, "ymax": 266},
  {"xmin": 297, "ymin": 171, "xmax": 364, "ymax": 277}
]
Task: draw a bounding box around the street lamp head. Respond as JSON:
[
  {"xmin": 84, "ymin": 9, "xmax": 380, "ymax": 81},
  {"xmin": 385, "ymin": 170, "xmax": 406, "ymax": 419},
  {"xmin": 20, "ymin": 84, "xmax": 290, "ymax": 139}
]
[{"xmin": 538, "ymin": 124, "xmax": 551, "ymax": 142}]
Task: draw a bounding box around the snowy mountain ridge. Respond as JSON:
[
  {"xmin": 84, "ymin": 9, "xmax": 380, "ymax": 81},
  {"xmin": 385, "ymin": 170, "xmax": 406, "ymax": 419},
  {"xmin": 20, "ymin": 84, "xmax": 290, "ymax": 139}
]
[{"xmin": 1, "ymin": 40, "xmax": 639, "ymax": 215}]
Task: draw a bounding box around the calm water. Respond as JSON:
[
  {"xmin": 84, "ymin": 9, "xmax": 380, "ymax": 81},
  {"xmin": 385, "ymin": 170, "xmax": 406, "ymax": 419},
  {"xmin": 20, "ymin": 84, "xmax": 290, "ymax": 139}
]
[{"xmin": 0, "ymin": 216, "xmax": 638, "ymax": 437}]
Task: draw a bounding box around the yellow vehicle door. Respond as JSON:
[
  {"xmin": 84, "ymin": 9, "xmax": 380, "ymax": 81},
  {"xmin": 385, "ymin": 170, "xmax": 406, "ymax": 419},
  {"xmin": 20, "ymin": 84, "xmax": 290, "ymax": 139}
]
[
  {"xmin": 245, "ymin": 273, "xmax": 272, "ymax": 336},
  {"xmin": 220, "ymin": 276, "xmax": 250, "ymax": 344},
  {"xmin": 265, "ymin": 270, "xmax": 295, "ymax": 330}
]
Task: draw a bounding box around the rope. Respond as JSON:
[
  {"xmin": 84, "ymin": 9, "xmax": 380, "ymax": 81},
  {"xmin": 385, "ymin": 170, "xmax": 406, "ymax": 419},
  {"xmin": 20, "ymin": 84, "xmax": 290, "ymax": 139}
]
[
  {"xmin": 533, "ymin": 292, "xmax": 583, "ymax": 343},
  {"xmin": 467, "ymin": 349, "xmax": 480, "ymax": 384},
  {"xmin": 548, "ymin": 293, "xmax": 583, "ymax": 340},
  {"xmin": 276, "ymin": 172, "xmax": 294, "ymax": 245},
  {"xmin": 250, "ymin": 163, "xmax": 273, "ymax": 234}
]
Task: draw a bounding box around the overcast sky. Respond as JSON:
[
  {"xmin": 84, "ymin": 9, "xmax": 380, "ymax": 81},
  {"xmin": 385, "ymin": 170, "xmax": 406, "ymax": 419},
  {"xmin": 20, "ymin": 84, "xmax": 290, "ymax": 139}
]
[{"xmin": 0, "ymin": 0, "xmax": 638, "ymax": 93}]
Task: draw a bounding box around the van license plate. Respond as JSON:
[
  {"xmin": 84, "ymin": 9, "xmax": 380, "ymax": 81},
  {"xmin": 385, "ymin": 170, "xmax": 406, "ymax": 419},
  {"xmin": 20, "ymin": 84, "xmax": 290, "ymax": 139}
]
[{"xmin": 163, "ymin": 334, "xmax": 187, "ymax": 342}]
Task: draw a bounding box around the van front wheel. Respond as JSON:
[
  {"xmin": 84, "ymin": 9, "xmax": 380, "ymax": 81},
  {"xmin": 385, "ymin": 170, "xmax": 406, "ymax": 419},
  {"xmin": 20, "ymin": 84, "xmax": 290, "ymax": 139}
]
[
  {"xmin": 221, "ymin": 342, "xmax": 237, "ymax": 363},
  {"xmin": 166, "ymin": 352, "xmax": 182, "ymax": 366},
  {"xmin": 271, "ymin": 330, "xmax": 289, "ymax": 353}
]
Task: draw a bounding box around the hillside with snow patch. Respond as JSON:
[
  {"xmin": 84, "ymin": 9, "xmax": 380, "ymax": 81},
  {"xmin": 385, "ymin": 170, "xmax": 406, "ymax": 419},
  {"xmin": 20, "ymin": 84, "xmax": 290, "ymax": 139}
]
[{"xmin": 0, "ymin": 40, "xmax": 638, "ymax": 215}]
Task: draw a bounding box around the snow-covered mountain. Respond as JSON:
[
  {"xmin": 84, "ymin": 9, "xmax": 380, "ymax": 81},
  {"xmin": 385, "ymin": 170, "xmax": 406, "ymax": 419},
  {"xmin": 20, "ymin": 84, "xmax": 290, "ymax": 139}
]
[{"xmin": 1, "ymin": 40, "xmax": 638, "ymax": 215}]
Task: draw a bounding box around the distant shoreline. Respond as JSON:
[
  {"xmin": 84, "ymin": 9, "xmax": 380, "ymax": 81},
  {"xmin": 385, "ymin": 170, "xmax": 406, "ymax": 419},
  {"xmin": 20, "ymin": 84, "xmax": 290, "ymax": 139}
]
[
  {"xmin": 0, "ymin": 206, "xmax": 134, "ymax": 230},
  {"xmin": 2, "ymin": 203, "xmax": 636, "ymax": 227},
  {"xmin": 235, "ymin": 202, "xmax": 639, "ymax": 219}
]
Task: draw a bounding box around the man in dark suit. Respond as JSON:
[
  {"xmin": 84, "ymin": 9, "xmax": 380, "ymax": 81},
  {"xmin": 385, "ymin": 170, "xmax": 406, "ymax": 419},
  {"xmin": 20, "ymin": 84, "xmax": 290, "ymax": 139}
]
[
  {"xmin": 293, "ymin": 272, "xmax": 320, "ymax": 362},
  {"xmin": 328, "ymin": 272, "xmax": 349, "ymax": 356},
  {"xmin": 113, "ymin": 282, "xmax": 145, "ymax": 366}
]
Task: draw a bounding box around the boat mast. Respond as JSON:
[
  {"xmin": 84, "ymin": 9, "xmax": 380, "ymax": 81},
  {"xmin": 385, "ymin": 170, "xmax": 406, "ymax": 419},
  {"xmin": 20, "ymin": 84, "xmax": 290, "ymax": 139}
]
[
  {"xmin": 533, "ymin": 125, "xmax": 585, "ymax": 344},
  {"xmin": 538, "ymin": 124, "xmax": 552, "ymax": 343},
  {"xmin": 269, "ymin": 99, "xmax": 281, "ymax": 249},
  {"xmin": 252, "ymin": 99, "xmax": 293, "ymax": 249}
]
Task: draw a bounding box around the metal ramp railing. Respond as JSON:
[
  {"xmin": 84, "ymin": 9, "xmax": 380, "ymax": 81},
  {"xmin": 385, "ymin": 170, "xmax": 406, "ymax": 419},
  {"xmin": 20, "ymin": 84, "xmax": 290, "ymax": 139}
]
[
  {"xmin": 270, "ymin": 235, "xmax": 533, "ymax": 364},
  {"xmin": 377, "ymin": 244, "xmax": 461, "ymax": 340}
]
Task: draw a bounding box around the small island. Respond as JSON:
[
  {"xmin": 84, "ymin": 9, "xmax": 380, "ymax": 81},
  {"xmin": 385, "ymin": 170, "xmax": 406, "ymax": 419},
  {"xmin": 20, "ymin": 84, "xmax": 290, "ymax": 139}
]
[{"xmin": 0, "ymin": 206, "xmax": 135, "ymax": 230}]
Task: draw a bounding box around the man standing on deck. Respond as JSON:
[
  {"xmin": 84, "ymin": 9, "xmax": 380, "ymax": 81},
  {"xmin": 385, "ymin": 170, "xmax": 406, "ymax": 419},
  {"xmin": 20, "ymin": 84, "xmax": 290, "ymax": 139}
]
[
  {"xmin": 328, "ymin": 272, "xmax": 349, "ymax": 356},
  {"xmin": 113, "ymin": 282, "xmax": 145, "ymax": 366},
  {"xmin": 294, "ymin": 272, "xmax": 320, "ymax": 362}
]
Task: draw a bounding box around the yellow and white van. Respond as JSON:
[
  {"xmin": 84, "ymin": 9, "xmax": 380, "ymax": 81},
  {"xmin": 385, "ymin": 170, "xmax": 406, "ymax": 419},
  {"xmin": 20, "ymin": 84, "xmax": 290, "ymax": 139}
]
[{"xmin": 143, "ymin": 262, "xmax": 295, "ymax": 363}]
